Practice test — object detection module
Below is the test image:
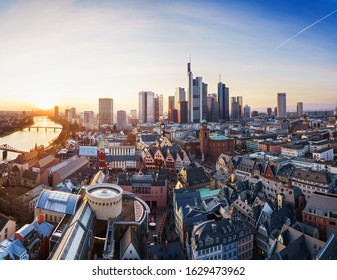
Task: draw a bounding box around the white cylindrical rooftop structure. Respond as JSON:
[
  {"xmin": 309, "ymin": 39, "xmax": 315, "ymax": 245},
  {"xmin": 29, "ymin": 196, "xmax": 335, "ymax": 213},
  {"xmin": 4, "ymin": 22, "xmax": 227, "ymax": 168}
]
[{"xmin": 86, "ymin": 183, "xmax": 123, "ymax": 220}]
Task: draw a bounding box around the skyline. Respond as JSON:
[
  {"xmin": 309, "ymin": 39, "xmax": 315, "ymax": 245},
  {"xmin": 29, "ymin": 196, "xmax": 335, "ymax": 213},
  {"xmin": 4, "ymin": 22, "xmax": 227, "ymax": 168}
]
[{"xmin": 0, "ymin": 0, "xmax": 336, "ymax": 113}]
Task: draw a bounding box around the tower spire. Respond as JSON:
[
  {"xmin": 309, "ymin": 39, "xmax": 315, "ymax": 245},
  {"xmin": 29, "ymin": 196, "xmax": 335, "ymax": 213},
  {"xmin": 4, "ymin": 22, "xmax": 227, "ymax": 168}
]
[{"xmin": 219, "ymin": 74, "xmax": 221, "ymax": 83}]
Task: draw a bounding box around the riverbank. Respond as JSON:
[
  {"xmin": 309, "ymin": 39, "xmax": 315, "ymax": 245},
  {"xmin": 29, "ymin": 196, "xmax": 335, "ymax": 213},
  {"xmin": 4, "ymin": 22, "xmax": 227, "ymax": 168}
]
[{"xmin": 0, "ymin": 118, "xmax": 34, "ymax": 138}]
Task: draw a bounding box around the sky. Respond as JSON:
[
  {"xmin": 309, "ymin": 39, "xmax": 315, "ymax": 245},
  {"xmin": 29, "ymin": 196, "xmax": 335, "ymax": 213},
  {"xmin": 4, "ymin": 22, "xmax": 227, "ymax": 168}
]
[{"xmin": 0, "ymin": 0, "xmax": 336, "ymax": 114}]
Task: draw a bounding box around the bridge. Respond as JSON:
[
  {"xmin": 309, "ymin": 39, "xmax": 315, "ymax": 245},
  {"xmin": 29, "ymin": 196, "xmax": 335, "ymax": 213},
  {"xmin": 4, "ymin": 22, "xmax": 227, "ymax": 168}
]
[
  {"xmin": 0, "ymin": 144, "xmax": 26, "ymax": 159},
  {"xmin": 28, "ymin": 126, "xmax": 62, "ymax": 132}
]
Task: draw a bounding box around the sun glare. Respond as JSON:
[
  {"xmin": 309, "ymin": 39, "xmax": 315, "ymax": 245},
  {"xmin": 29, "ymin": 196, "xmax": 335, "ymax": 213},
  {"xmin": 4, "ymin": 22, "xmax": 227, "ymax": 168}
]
[{"xmin": 32, "ymin": 95, "xmax": 56, "ymax": 110}]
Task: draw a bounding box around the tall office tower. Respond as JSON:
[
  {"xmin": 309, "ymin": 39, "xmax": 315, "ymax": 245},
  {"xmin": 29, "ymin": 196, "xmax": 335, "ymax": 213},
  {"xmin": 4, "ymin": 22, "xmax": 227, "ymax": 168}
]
[
  {"xmin": 277, "ymin": 93, "xmax": 287, "ymax": 118},
  {"xmin": 179, "ymin": 101, "xmax": 188, "ymax": 124},
  {"xmin": 202, "ymin": 82, "xmax": 208, "ymax": 120},
  {"xmin": 70, "ymin": 107, "xmax": 76, "ymax": 120},
  {"xmin": 168, "ymin": 96, "xmax": 175, "ymax": 111},
  {"xmin": 231, "ymin": 96, "xmax": 243, "ymax": 120},
  {"xmin": 218, "ymin": 81, "xmax": 230, "ymax": 121},
  {"xmin": 154, "ymin": 96, "xmax": 160, "ymax": 122},
  {"xmin": 117, "ymin": 110, "xmax": 127, "ymax": 130},
  {"xmin": 130, "ymin": 109, "xmax": 137, "ymax": 118},
  {"xmin": 187, "ymin": 61, "xmax": 193, "ymax": 122},
  {"xmin": 175, "ymin": 87, "xmax": 186, "ymax": 122},
  {"xmin": 54, "ymin": 106, "xmax": 59, "ymax": 118},
  {"xmin": 139, "ymin": 91, "xmax": 155, "ymax": 123},
  {"xmin": 297, "ymin": 102, "xmax": 303, "ymax": 117},
  {"xmin": 168, "ymin": 96, "xmax": 175, "ymax": 122},
  {"xmin": 192, "ymin": 76, "xmax": 203, "ymax": 122},
  {"xmin": 237, "ymin": 96, "xmax": 243, "ymax": 118},
  {"xmin": 267, "ymin": 107, "xmax": 272, "ymax": 117},
  {"xmin": 99, "ymin": 98, "xmax": 113, "ymax": 126},
  {"xmin": 158, "ymin": 94, "xmax": 164, "ymax": 117},
  {"xmin": 65, "ymin": 108, "xmax": 71, "ymax": 122},
  {"xmin": 83, "ymin": 111, "xmax": 95, "ymax": 129},
  {"xmin": 206, "ymin": 93, "xmax": 219, "ymax": 122},
  {"xmin": 243, "ymin": 105, "xmax": 251, "ymax": 119}
]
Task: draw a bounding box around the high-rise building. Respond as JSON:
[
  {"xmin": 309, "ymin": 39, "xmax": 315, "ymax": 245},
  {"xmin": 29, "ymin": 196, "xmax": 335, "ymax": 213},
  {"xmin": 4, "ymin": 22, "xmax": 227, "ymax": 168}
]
[
  {"xmin": 231, "ymin": 96, "xmax": 243, "ymax": 120},
  {"xmin": 179, "ymin": 101, "xmax": 188, "ymax": 124},
  {"xmin": 54, "ymin": 106, "xmax": 59, "ymax": 118},
  {"xmin": 65, "ymin": 108, "xmax": 71, "ymax": 122},
  {"xmin": 130, "ymin": 109, "xmax": 137, "ymax": 118},
  {"xmin": 99, "ymin": 98, "xmax": 113, "ymax": 127},
  {"xmin": 138, "ymin": 91, "xmax": 154, "ymax": 123},
  {"xmin": 158, "ymin": 94, "xmax": 164, "ymax": 117},
  {"xmin": 187, "ymin": 62, "xmax": 193, "ymax": 122},
  {"xmin": 83, "ymin": 111, "xmax": 95, "ymax": 129},
  {"xmin": 168, "ymin": 96, "xmax": 176, "ymax": 122},
  {"xmin": 218, "ymin": 82, "xmax": 230, "ymax": 121},
  {"xmin": 154, "ymin": 96, "xmax": 160, "ymax": 122},
  {"xmin": 168, "ymin": 96, "xmax": 175, "ymax": 111},
  {"xmin": 297, "ymin": 102, "xmax": 303, "ymax": 117},
  {"xmin": 187, "ymin": 61, "xmax": 207, "ymax": 122},
  {"xmin": 267, "ymin": 107, "xmax": 272, "ymax": 117},
  {"xmin": 277, "ymin": 93, "xmax": 287, "ymax": 118},
  {"xmin": 70, "ymin": 107, "xmax": 76, "ymax": 121},
  {"xmin": 175, "ymin": 87, "xmax": 186, "ymax": 122},
  {"xmin": 206, "ymin": 93, "xmax": 218, "ymax": 122},
  {"xmin": 243, "ymin": 105, "xmax": 251, "ymax": 119},
  {"xmin": 117, "ymin": 110, "xmax": 127, "ymax": 130}
]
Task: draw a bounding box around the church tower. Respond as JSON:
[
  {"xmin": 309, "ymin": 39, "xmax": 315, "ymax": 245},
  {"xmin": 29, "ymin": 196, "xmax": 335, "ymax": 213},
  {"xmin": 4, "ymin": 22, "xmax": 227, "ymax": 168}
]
[
  {"xmin": 199, "ymin": 120, "xmax": 209, "ymax": 161},
  {"xmin": 98, "ymin": 135, "xmax": 106, "ymax": 170}
]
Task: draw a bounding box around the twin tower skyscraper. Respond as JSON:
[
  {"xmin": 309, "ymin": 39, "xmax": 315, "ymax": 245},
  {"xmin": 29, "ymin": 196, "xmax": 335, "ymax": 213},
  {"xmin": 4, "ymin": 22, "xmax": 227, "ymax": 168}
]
[{"xmin": 187, "ymin": 61, "xmax": 230, "ymax": 123}]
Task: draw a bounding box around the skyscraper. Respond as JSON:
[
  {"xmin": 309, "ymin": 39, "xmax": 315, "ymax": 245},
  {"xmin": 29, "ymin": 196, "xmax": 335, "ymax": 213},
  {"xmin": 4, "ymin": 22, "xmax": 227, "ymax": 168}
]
[
  {"xmin": 174, "ymin": 87, "xmax": 186, "ymax": 121},
  {"xmin": 231, "ymin": 96, "xmax": 243, "ymax": 120},
  {"xmin": 154, "ymin": 96, "xmax": 160, "ymax": 122},
  {"xmin": 157, "ymin": 94, "xmax": 164, "ymax": 117},
  {"xmin": 83, "ymin": 111, "xmax": 94, "ymax": 129},
  {"xmin": 297, "ymin": 102, "xmax": 303, "ymax": 117},
  {"xmin": 243, "ymin": 105, "xmax": 251, "ymax": 119},
  {"xmin": 54, "ymin": 106, "xmax": 59, "ymax": 118},
  {"xmin": 138, "ymin": 91, "xmax": 154, "ymax": 123},
  {"xmin": 206, "ymin": 93, "xmax": 219, "ymax": 122},
  {"xmin": 99, "ymin": 98, "xmax": 113, "ymax": 127},
  {"xmin": 218, "ymin": 81, "xmax": 229, "ymax": 121},
  {"xmin": 277, "ymin": 93, "xmax": 287, "ymax": 118},
  {"xmin": 187, "ymin": 61, "xmax": 193, "ymax": 122},
  {"xmin": 187, "ymin": 61, "xmax": 207, "ymax": 122},
  {"xmin": 117, "ymin": 110, "xmax": 127, "ymax": 130}
]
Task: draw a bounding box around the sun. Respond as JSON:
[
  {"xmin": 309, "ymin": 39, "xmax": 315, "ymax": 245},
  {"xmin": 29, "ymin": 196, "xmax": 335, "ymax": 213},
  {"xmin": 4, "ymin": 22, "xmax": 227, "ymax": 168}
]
[{"xmin": 31, "ymin": 95, "xmax": 57, "ymax": 110}]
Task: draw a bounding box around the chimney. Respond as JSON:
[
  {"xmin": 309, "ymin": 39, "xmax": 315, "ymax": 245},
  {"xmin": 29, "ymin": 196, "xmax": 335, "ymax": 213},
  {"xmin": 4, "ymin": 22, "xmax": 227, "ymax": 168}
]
[{"xmin": 38, "ymin": 213, "xmax": 46, "ymax": 225}]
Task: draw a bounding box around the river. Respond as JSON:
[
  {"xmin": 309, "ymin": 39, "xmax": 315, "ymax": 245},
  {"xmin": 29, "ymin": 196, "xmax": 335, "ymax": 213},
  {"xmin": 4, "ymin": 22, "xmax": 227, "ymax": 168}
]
[{"xmin": 0, "ymin": 116, "xmax": 62, "ymax": 161}]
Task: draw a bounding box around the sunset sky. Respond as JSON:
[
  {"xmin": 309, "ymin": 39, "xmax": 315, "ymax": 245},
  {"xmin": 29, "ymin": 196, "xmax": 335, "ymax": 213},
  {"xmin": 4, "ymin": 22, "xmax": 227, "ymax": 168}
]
[{"xmin": 0, "ymin": 0, "xmax": 336, "ymax": 113}]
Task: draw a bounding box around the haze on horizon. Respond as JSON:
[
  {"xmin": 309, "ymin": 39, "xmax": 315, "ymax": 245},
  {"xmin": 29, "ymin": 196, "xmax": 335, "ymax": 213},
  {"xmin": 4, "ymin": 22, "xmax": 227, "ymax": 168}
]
[{"xmin": 0, "ymin": 0, "xmax": 336, "ymax": 114}]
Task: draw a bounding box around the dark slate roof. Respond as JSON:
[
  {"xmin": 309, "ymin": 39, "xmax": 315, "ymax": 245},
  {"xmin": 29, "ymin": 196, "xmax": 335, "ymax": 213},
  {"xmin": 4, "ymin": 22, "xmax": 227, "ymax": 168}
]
[
  {"xmin": 303, "ymin": 192, "xmax": 337, "ymax": 213},
  {"xmin": 120, "ymin": 226, "xmax": 142, "ymax": 259},
  {"xmin": 149, "ymin": 241, "xmax": 186, "ymax": 260},
  {"xmin": 22, "ymin": 170, "xmax": 39, "ymax": 181},
  {"xmin": 185, "ymin": 166, "xmax": 209, "ymax": 185},
  {"xmin": 140, "ymin": 134, "xmax": 160, "ymax": 143},
  {"xmin": 13, "ymin": 154, "xmax": 26, "ymax": 164},
  {"xmin": 192, "ymin": 219, "xmax": 236, "ymax": 250},
  {"xmin": 277, "ymin": 164, "xmax": 294, "ymax": 178},
  {"xmin": 0, "ymin": 214, "xmax": 10, "ymax": 232},
  {"xmin": 316, "ymin": 233, "xmax": 337, "ymax": 260},
  {"xmin": 291, "ymin": 168, "xmax": 331, "ymax": 185},
  {"xmin": 269, "ymin": 235, "xmax": 311, "ymax": 260},
  {"xmin": 105, "ymin": 155, "xmax": 140, "ymax": 162}
]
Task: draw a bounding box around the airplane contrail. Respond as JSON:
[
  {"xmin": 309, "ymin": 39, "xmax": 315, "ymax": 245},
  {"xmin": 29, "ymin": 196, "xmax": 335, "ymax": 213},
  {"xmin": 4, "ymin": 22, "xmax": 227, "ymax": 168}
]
[{"xmin": 276, "ymin": 8, "xmax": 337, "ymax": 49}]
